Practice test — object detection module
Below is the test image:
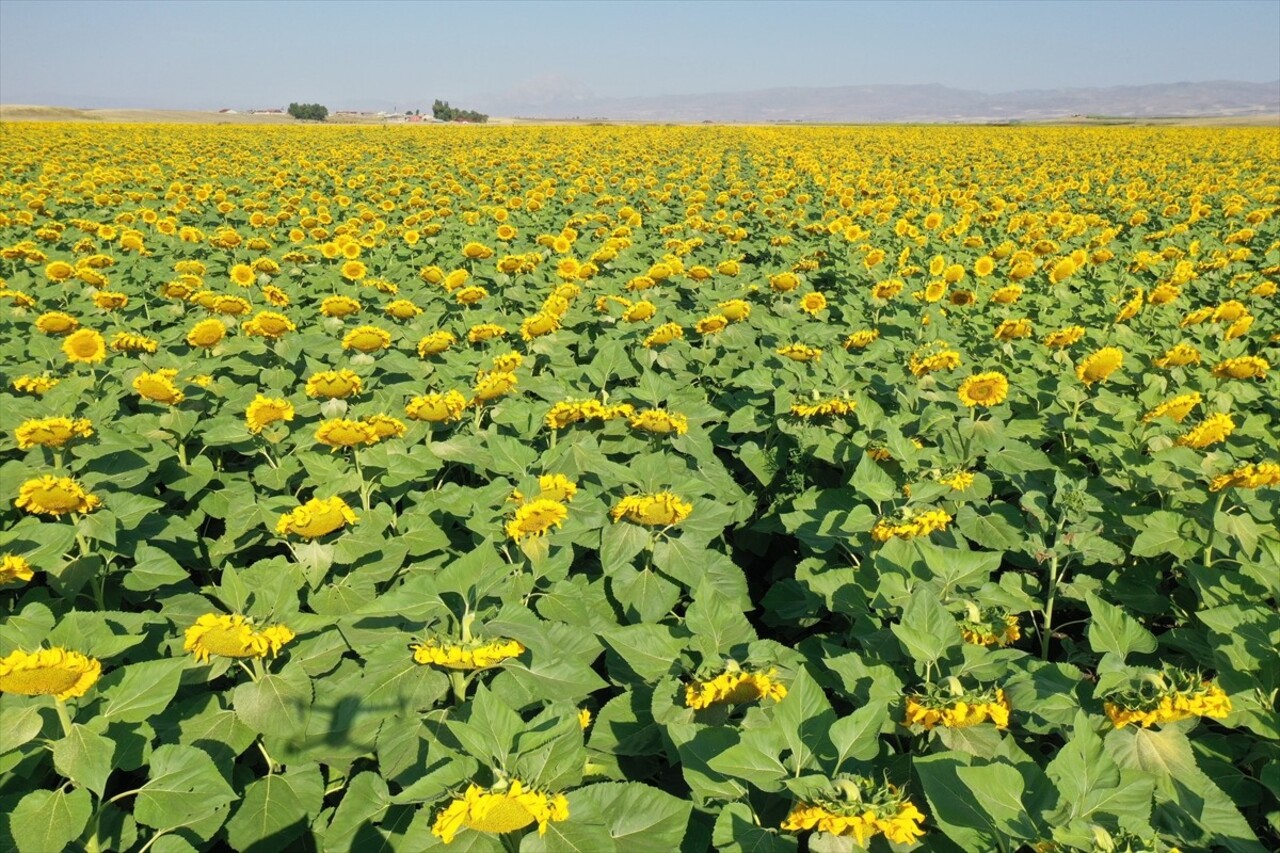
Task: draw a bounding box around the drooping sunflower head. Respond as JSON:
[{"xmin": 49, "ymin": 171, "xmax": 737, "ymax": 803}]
[
  {"xmin": 1076, "ymin": 347, "xmax": 1124, "ymax": 386},
  {"xmin": 505, "ymin": 498, "xmax": 569, "ymax": 542},
  {"xmin": 245, "ymin": 395, "xmax": 295, "ymax": 434},
  {"xmin": 0, "ymin": 648, "xmax": 102, "ymax": 701},
  {"xmin": 431, "ymin": 779, "xmax": 568, "ymax": 845},
  {"xmin": 184, "ymin": 614, "xmax": 296, "ymax": 663},
  {"xmin": 15, "ymin": 475, "xmax": 103, "ymax": 516},
  {"xmin": 133, "ymin": 370, "xmax": 185, "ymax": 405},
  {"xmin": 610, "ymin": 492, "xmax": 693, "ymax": 527},
  {"xmin": 276, "ymin": 495, "xmax": 358, "ymax": 539}
]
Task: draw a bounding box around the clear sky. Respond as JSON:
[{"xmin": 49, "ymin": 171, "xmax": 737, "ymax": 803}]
[{"xmin": 1, "ymin": 0, "xmax": 1277, "ymax": 111}]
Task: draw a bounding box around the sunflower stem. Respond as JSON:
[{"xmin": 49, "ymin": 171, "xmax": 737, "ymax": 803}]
[
  {"xmin": 54, "ymin": 700, "xmax": 74, "ymax": 737},
  {"xmin": 256, "ymin": 739, "xmax": 279, "ymax": 774},
  {"xmin": 353, "ymin": 449, "xmax": 371, "ymax": 513},
  {"xmin": 1040, "ymin": 516, "xmax": 1068, "ymax": 660},
  {"xmin": 1203, "ymin": 491, "xmax": 1227, "ymax": 568}
]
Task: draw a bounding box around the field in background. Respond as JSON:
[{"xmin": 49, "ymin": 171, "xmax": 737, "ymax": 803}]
[{"xmin": 0, "ymin": 122, "xmax": 1277, "ymax": 853}]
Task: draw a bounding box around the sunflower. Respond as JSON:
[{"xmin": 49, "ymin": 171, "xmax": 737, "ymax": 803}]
[
  {"xmin": 1076, "ymin": 347, "xmax": 1124, "ymax": 386},
  {"xmin": 133, "ymin": 370, "xmax": 185, "ymax": 405},
  {"xmin": 781, "ymin": 776, "xmax": 925, "ymax": 847},
  {"xmin": 315, "ymin": 418, "xmax": 378, "ymax": 450},
  {"xmin": 406, "ymin": 390, "xmax": 468, "ymax": 423},
  {"xmin": 412, "ymin": 637, "xmax": 526, "ymax": 671},
  {"xmin": 417, "ymin": 331, "xmax": 457, "ymax": 357},
  {"xmin": 342, "ymin": 325, "xmax": 392, "ymax": 353},
  {"xmin": 0, "ymin": 648, "xmax": 101, "ymax": 701},
  {"xmin": 611, "ymin": 492, "xmax": 692, "ymax": 527},
  {"xmin": 455, "ymin": 286, "xmax": 488, "ymax": 306},
  {"xmin": 431, "ymin": 780, "xmax": 569, "ymax": 845},
  {"xmin": 245, "ymin": 395, "xmax": 295, "ymax": 434},
  {"xmin": 844, "ymin": 329, "xmax": 880, "ymax": 349},
  {"xmin": 184, "ymin": 614, "xmax": 296, "ymax": 663},
  {"xmin": 1209, "ymin": 462, "xmax": 1280, "ymax": 492},
  {"xmin": 643, "ymin": 322, "xmax": 684, "ymax": 348},
  {"xmin": 685, "ymin": 667, "xmax": 787, "ymax": 709},
  {"xmin": 957, "ymin": 372, "xmax": 1009, "ymax": 407},
  {"xmin": 361, "ymin": 414, "xmax": 406, "ymax": 440},
  {"xmin": 340, "ymin": 260, "xmax": 367, "ymax": 281},
  {"xmin": 242, "ymin": 310, "xmax": 296, "ymax": 338},
  {"xmin": 1138, "ymin": 391, "xmax": 1200, "ymax": 425},
  {"xmin": 12, "ymin": 375, "xmax": 60, "ymax": 395},
  {"xmin": 305, "ymin": 369, "xmax": 362, "ymax": 399},
  {"xmin": 15, "ymin": 475, "xmax": 102, "ymax": 516},
  {"xmin": 110, "ymin": 332, "xmax": 158, "ymax": 354},
  {"xmin": 696, "ymin": 315, "xmax": 729, "ymax": 335},
  {"xmin": 385, "ymin": 299, "xmax": 422, "ymax": 320},
  {"xmin": 0, "ymin": 554, "xmax": 36, "ymax": 585},
  {"xmin": 1176, "ymin": 413, "xmax": 1235, "ymax": 449},
  {"xmin": 44, "ymin": 260, "xmax": 75, "ymax": 282},
  {"xmin": 62, "ymin": 328, "xmax": 107, "ymax": 363},
  {"xmin": 1043, "ymin": 325, "xmax": 1085, "ymax": 348},
  {"xmin": 629, "ymin": 408, "xmax": 689, "ymax": 435},
  {"xmin": 769, "ymin": 272, "xmax": 800, "ymax": 292},
  {"xmin": 621, "ymin": 300, "xmax": 656, "ymax": 323},
  {"xmin": 229, "ymin": 263, "xmax": 256, "ymax": 287},
  {"xmin": 14, "ymin": 417, "xmax": 94, "ymax": 449},
  {"xmin": 35, "ymin": 311, "xmax": 79, "ymax": 335},
  {"xmin": 471, "ymin": 371, "xmax": 517, "ymax": 404},
  {"xmin": 520, "ymin": 312, "xmax": 559, "ymax": 340},
  {"xmin": 799, "ymin": 291, "xmax": 828, "ymax": 315},
  {"xmin": 320, "ymin": 295, "xmax": 362, "ymax": 318},
  {"xmin": 276, "ymin": 496, "xmax": 358, "ymax": 538},
  {"xmin": 1153, "ymin": 343, "xmax": 1201, "ymax": 369},
  {"xmin": 469, "ymin": 323, "xmax": 507, "ymax": 343},
  {"xmin": 505, "ymin": 499, "xmax": 568, "ymax": 542},
  {"xmin": 1211, "ymin": 356, "xmax": 1268, "ymax": 380},
  {"xmin": 186, "ymin": 318, "xmax": 227, "ymax": 349},
  {"xmin": 717, "ymin": 299, "xmax": 751, "ymax": 322},
  {"xmin": 462, "ymin": 242, "xmax": 494, "ymax": 260},
  {"xmin": 777, "ymin": 343, "xmax": 822, "ymax": 362}
]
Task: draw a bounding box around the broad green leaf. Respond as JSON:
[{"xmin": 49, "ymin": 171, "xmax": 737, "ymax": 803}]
[
  {"xmin": 891, "ymin": 588, "xmax": 959, "ymax": 664},
  {"xmin": 233, "ymin": 666, "xmax": 313, "ymax": 738},
  {"xmin": 98, "ymin": 657, "xmax": 187, "ymax": 723},
  {"xmin": 10, "ymin": 788, "xmax": 92, "ymax": 853},
  {"xmin": 225, "ymin": 764, "xmax": 324, "ymax": 851},
  {"xmin": 1086, "ymin": 593, "xmax": 1157, "ymax": 659},
  {"xmin": 134, "ymin": 744, "xmax": 237, "ymax": 830},
  {"xmin": 52, "ymin": 723, "xmax": 115, "ymax": 796},
  {"xmin": 570, "ymin": 782, "xmax": 692, "ymax": 852}
]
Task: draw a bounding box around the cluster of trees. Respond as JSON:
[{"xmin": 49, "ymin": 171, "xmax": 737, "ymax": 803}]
[
  {"xmin": 431, "ymin": 99, "xmax": 488, "ymax": 123},
  {"xmin": 287, "ymin": 103, "xmax": 328, "ymax": 122}
]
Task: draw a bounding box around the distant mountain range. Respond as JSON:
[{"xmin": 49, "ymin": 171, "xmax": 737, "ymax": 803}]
[{"xmin": 474, "ymin": 80, "xmax": 1280, "ymax": 123}]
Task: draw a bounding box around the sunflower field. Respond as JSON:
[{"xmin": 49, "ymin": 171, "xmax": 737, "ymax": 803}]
[{"xmin": 0, "ymin": 122, "xmax": 1278, "ymax": 853}]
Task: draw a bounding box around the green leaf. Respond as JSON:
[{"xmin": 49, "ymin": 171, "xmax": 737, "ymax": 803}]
[
  {"xmin": 134, "ymin": 744, "xmax": 237, "ymax": 830},
  {"xmin": 830, "ymin": 701, "xmax": 887, "ymax": 770},
  {"xmin": 712, "ymin": 802, "xmax": 798, "ymax": 853},
  {"xmin": 447, "ymin": 684, "xmax": 522, "ymax": 767},
  {"xmin": 98, "ymin": 658, "xmax": 187, "ymax": 723},
  {"xmin": 322, "ymin": 772, "xmax": 390, "ymax": 853},
  {"xmin": 915, "ymin": 753, "xmax": 998, "ymax": 851},
  {"xmin": 850, "ymin": 454, "xmax": 897, "ymax": 503},
  {"xmin": 123, "ymin": 542, "xmax": 189, "ymax": 591},
  {"xmin": 233, "ymin": 667, "xmax": 312, "ymax": 738},
  {"xmin": 1045, "ymin": 713, "xmax": 1120, "ymax": 823},
  {"xmin": 685, "ymin": 583, "xmax": 756, "ymax": 656},
  {"xmin": 954, "ymin": 762, "xmax": 1038, "ymax": 840},
  {"xmin": 570, "ymin": 782, "xmax": 692, "ymax": 852},
  {"xmin": 10, "ymin": 788, "xmax": 92, "ymax": 853},
  {"xmin": 601, "ymin": 624, "xmax": 687, "ymax": 682},
  {"xmin": 0, "ymin": 695, "xmax": 47, "ymax": 754},
  {"xmin": 52, "ymin": 723, "xmax": 115, "ymax": 796},
  {"xmin": 225, "ymin": 764, "xmax": 324, "ymax": 852},
  {"xmin": 1130, "ymin": 510, "xmax": 1200, "ymax": 559},
  {"xmin": 891, "ymin": 589, "xmax": 959, "ymax": 664},
  {"xmin": 1086, "ymin": 593, "xmax": 1157, "ymax": 659},
  {"xmin": 956, "ymin": 504, "xmax": 1023, "ymax": 551}
]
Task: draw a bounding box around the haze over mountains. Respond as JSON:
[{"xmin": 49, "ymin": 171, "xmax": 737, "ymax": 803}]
[{"xmin": 472, "ymin": 79, "xmax": 1280, "ymax": 122}]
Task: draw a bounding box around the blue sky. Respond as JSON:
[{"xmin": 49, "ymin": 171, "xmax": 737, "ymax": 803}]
[{"xmin": 1, "ymin": 0, "xmax": 1277, "ymax": 111}]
